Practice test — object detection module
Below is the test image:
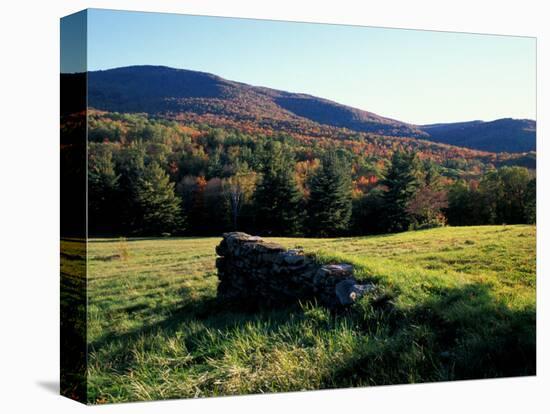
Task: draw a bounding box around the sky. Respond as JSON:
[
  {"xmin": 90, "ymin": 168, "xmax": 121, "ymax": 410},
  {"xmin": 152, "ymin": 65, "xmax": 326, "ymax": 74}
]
[{"xmin": 62, "ymin": 9, "xmax": 536, "ymax": 125}]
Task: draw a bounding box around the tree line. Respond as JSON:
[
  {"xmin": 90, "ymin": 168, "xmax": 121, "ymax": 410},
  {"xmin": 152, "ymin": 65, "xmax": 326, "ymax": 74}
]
[
  {"xmin": 88, "ymin": 132, "xmax": 535, "ymax": 237},
  {"xmin": 88, "ymin": 141, "xmax": 536, "ymax": 237}
]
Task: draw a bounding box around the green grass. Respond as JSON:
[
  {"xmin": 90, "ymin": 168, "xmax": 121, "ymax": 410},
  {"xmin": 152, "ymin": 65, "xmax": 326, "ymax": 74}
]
[{"xmin": 82, "ymin": 225, "xmax": 536, "ymax": 404}]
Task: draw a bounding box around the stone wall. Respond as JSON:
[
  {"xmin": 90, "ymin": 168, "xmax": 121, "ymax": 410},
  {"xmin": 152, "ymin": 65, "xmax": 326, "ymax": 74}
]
[{"xmin": 215, "ymin": 232, "xmax": 375, "ymax": 308}]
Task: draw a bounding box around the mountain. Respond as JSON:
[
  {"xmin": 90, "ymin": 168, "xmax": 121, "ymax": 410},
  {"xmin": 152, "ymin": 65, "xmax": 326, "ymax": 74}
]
[
  {"xmin": 87, "ymin": 66, "xmax": 427, "ymax": 138},
  {"xmin": 86, "ymin": 65, "xmax": 535, "ymax": 153},
  {"xmin": 419, "ymin": 118, "xmax": 536, "ymax": 153}
]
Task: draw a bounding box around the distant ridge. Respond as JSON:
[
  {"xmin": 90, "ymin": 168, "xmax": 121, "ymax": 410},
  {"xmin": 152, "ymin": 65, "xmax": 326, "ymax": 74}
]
[
  {"xmin": 86, "ymin": 65, "xmax": 536, "ymax": 153},
  {"xmin": 420, "ymin": 118, "xmax": 536, "ymax": 153}
]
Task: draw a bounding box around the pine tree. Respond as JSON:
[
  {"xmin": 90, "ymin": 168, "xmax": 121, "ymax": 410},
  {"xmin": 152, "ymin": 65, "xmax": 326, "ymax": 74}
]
[
  {"xmin": 352, "ymin": 187, "xmax": 386, "ymax": 235},
  {"xmin": 134, "ymin": 162, "xmax": 184, "ymax": 235},
  {"xmin": 88, "ymin": 144, "xmax": 120, "ymax": 235},
  {"xmin": 307, "ymin": 151, "xmax": 353, "ymax": 236},
  {"xmin": 381, "ymin": 151, "xmax": 421, "ymax": 232},
  {"xmin": 253, "ymin": 141, "xmax": 303, "ymax": 235},
  {"xmin": 114, "ymin": 141, "xmax": 147, "ymax": 233}
]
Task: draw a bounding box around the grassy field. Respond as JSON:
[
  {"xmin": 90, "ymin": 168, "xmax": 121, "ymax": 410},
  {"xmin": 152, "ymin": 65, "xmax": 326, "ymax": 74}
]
[{"xmin": 82, "ymin": 225, "xmax": 536, "ymax": 404}]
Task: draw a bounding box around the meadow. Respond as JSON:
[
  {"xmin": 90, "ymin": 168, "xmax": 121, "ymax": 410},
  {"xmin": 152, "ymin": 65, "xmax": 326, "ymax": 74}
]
[{"xmin": 83, "ymin": 225, "xmax": 536, "ymax": 404}]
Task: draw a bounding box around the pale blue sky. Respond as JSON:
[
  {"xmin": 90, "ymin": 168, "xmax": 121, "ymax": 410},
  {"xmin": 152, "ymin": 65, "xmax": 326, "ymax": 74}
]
[{"xmin": 74, "ymin": 9, "xmax": 535, "ymax": 125}]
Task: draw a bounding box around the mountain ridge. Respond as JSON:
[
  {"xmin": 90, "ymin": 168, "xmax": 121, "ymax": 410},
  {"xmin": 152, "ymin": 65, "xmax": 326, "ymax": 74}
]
[
  {"xmin": 87, "ymin": 65, "xmax": 427, "ymax": 137},
  {"xmin": 86, "ymin": 65, "xmax": 536, "ymax": 153},
  {"xmin": 420, "ymin": 118, "xmax": 536, "ymax": 153}
]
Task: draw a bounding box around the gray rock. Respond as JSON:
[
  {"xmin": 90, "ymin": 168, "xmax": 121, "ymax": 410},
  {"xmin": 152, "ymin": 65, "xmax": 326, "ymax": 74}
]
[
  {"xmin": 335, "ymin": 279, "xmax": 376, "ymax": 305},
  {"xmin": 281, "ymin": 250, "xmax": 305, "ymax": 265},
  {"xmin": 322, "ymin": 263, "xmax": 354, "ymax": 276}
]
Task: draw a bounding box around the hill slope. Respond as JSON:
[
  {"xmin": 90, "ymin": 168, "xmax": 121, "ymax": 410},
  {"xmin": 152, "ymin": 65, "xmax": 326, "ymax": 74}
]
[
  {"xmin": 86, "ymin": 65, "xmax": 535, "ymax": 153},
  {"xmin": 87, "ymin": 66, "xmax": 428, "ymax": 138},
  {"xmin": 420, "ymin": 118, "xmax": 536, "ymax": 152}
]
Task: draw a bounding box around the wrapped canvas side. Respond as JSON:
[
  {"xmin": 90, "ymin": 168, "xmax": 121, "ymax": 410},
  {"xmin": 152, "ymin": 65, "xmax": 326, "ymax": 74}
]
[{"xmin": 60, "ymin": 10, "xmax": 88, "ymax": 404}]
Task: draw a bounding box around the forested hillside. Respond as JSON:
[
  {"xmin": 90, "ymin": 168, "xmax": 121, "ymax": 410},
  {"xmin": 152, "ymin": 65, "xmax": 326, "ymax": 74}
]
[
  {"xmin": 87, "ymin": 66, "xmax": 427, "ymax": 138},
  {"xmin": 56, "ymin": 66, "xmax": 537, "ymax": 237},
  {"xmin": 85, "ymin": 66, "xmax": 536, "ymax": 153},
  {"xmin": 79, "ymin": 111, "xmax": 535, "ymax": 236}
]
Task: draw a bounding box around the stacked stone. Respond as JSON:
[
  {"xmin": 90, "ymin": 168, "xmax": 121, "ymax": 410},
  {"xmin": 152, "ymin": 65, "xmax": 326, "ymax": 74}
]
[{"xmin": 215, "ymin": 232, "xmax": 375, "ymax": 308}]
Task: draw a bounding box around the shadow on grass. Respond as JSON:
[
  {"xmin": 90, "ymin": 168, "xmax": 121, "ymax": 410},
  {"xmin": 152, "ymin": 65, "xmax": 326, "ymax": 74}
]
[
  {"xmin": 326, "ymin": 282, "xmax": 535, "ymax": 387},
  {"xmin": 89, "ymin": 280, "xmax": 536, "ymax": 387},
  {"xmin": 87, "ymin": 285, "xmax": 305, "ymax": 369}
]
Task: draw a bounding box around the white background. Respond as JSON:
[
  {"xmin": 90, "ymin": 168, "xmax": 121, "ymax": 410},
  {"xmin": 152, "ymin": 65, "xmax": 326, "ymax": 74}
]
[{"xmin": 0, "ymin": 0, "xmax": 547, "ymax": 412}]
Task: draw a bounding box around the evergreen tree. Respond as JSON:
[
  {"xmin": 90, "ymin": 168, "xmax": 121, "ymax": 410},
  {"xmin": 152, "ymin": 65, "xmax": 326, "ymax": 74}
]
[
  {"xmin": 253, "ymin": 141, "xmax": 303, "ymax": 235},
  {"xmin": 381, "ymin": 151, "xmax": 421, "ymax": 232},
  {"xmin": 134, "ymin": 162, "xmax": 184, "ymax": 235},
  {"xmin": 307, "ymin": 151, "xmax": 353, "ymax": 236},
  {"xmin": 352, "ymin": 188, "xmax": 386, "ymax": 235},
  {"xmin": 88, "ymin": 144, "xmax": 120, "ymax": 234},
  {"xmin": 113, "ymin": 141, "xmax": 147, "ymax": 233}
]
